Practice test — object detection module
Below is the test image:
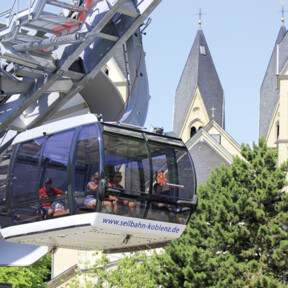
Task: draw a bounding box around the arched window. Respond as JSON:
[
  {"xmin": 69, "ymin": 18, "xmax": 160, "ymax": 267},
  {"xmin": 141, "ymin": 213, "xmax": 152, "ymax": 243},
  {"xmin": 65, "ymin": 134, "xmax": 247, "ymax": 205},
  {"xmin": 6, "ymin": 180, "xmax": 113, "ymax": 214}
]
[
  {"xmin": 190, "ymin": 126, "xmax": 197, "ymax": 138},
  {"xmin": 276, "ymin": 121, "xmax": 280, "ymax": 140}
]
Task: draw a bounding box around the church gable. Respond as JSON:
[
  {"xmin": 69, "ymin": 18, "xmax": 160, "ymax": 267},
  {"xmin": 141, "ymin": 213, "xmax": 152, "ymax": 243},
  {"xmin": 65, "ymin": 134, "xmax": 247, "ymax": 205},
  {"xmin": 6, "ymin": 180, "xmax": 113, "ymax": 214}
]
[
  {"xmin": 186, "ymin": 129, "xmax": 234, "ymax": 184},
  {"xmin": 179, "ymin": 86, "xmax": 210, "ymax": 142},
  {"xmin": 204, "ymin": 120, "xmax": 242, "ymax": 158}
]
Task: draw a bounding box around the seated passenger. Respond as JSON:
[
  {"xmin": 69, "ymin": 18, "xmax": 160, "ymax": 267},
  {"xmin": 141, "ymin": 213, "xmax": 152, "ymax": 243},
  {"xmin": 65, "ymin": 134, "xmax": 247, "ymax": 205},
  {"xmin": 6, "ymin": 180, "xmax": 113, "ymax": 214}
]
[
  {"xmin": 151, "ymin": 183, "xmax": 173, "ymax": 212},
  {"xmin": 84, "ymin": 173, "xmax": 98, "ymax": 209},
  {"xmin": 39, "ymin": 178, "xmax": 66, "ymax": 218},
  {"xmin": 108, "ymin": 171, "xmax": 136, "ymax": 216},
  {"xmin": 85, "ymin": 172, "xmax": 112, "ymax": 211}
]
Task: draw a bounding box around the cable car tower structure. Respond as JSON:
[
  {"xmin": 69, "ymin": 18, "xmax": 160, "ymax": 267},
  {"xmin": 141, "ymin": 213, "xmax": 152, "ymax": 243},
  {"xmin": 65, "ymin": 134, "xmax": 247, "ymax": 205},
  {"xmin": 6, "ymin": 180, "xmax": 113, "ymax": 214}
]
[
  {"xmin": 0, "ymin": 0, "xmax": 158, "ymax": 136},
  {"xmin": 0, "ymin": 0, "xmax": 198, "ymax": 267}
]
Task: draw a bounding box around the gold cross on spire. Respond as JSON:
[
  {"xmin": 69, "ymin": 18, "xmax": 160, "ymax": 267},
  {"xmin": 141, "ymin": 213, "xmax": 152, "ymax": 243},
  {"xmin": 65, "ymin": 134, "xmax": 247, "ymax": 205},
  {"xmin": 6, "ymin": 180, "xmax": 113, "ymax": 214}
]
[
  {"xmin": 211, "ymin": 106, "xmax": 216, "ymax": 119},
  {"xmin": 196, "ymin": 6, "xmax": 205, "ymax": 27},
  {"xmin": 198, "ymin": 7, "xmax": 203, "ymax": 26},
  {"xmin": 280, "ymin": 1, "xmax": 287, "ymax": 24}
]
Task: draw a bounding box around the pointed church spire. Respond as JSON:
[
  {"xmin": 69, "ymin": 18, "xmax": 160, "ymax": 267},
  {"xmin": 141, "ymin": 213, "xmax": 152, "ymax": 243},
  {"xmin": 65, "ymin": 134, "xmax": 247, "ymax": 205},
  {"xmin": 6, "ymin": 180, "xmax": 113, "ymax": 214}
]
[
  {"xmin": 259, "ymin": 8, "xmax": 288, "ymax": 138},
  {"xmin": 173, "ymin": 21, "xmax": 224, "ymax": 138}
]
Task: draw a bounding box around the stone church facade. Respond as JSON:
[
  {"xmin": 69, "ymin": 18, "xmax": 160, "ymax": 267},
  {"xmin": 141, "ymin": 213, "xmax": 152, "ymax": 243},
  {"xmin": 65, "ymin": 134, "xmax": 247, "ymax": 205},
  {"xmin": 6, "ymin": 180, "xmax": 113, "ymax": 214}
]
[{"xmin": 259, "ymin": 24, "xmax": 288, "ymax": 167}]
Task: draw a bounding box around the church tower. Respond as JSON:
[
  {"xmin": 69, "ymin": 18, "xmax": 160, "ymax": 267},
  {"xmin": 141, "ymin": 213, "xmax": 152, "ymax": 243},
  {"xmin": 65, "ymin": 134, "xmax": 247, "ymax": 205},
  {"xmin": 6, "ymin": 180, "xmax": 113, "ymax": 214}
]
[
  {"xmin": 259, "ymin": 8, "xmax": 288, "ymax": 166},
  {"xmin": 172, "ymin": 17, "xmax": 241, "ymax": 185},
  {"xmin": 259, "ymin": 25, "xmax": 287, "ymax": 145},
  {"xmin": 173, "ymin": 21, "xmax": 224, "ymax": 143}
]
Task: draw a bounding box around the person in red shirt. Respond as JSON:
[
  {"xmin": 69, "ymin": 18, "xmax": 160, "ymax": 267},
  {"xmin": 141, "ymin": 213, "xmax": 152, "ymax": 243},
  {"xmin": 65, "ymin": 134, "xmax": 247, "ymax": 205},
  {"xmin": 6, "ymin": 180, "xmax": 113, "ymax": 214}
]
[{"xmin": 39, "ymin": 178, "xmax": 65, "ymax": 218}]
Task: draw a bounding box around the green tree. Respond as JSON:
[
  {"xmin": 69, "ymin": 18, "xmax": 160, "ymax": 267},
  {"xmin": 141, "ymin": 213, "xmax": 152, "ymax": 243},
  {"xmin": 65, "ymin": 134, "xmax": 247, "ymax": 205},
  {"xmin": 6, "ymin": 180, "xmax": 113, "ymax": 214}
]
[
  {"xmin": 159, "ymin": 137, "xmax": 288, "ymax": 287},
  {"xmin": 0, "ymin": 254, "xmax": 51, "ymax": 288}
]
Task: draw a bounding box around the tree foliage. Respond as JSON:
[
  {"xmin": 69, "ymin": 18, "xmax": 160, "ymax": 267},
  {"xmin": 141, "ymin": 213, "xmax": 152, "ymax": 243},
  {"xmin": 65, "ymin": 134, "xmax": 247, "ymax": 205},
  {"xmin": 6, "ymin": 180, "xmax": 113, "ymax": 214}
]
[
  {"xmin": 159, "ymin": 137, "xmax": 288, "ymax": 287},
  {"xmin": 70, "ymin": 251, "xmax": 160, "ymax": 288},
  {"xmin": 0, "ymin": 254, "xmax": 51, "ymax": 288}
]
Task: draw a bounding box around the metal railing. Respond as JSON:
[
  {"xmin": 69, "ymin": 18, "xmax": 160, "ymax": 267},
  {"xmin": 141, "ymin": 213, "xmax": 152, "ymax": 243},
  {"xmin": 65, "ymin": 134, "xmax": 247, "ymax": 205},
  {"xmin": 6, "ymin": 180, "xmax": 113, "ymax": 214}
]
[{"xmin": 0, "ymin": 0, "xmax": 36, "ymax": 31}]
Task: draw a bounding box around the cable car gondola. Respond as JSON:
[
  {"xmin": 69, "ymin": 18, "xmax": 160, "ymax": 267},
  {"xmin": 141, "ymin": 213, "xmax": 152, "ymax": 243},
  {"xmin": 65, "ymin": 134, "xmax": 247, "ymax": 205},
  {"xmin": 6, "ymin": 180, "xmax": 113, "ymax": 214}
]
[{"xmin": 0, "ymin": 114, "xmax": 197, "ymax": 265}]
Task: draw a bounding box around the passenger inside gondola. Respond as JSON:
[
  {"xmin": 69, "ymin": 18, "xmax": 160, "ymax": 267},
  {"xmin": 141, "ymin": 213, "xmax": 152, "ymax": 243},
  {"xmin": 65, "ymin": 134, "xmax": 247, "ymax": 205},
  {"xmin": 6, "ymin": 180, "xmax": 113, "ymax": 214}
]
[
  {"xmin": 151, "ymin": 183, "xmax": 173, "ymax": 212},
  {"xmin": 108, "ymin": 171, "xmax": 136, "ymax": 216},
  {"xmin": 84, "ymin": 172, "xmax": 99, "ymax": 209},
  {"xmin": 39, "ymin": 178, "xmax": 66, "ymax": 219},
  {"xmin": 85, "ymin": 172, "xmax": 112, "ymax": 211}
]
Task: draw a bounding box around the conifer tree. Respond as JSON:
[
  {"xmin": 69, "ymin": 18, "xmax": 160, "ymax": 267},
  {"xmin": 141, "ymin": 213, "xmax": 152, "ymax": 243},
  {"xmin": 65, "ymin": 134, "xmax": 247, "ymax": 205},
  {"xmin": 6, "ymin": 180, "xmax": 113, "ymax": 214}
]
[{"xmin": 158, "ymin": 137, "xmax": 288, "ymax": 287}]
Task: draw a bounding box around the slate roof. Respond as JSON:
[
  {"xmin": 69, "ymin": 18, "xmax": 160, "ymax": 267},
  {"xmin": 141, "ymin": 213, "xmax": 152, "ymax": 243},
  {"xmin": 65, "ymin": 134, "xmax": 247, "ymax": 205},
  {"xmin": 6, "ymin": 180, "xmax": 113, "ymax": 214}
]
[
  {"xmin": 259, "ymin": 26, "xmax": 288, "ymax": 138},
  {"xmin": 190, "ymin": 140, "xmax": 229, "ymax": 184},
  {"xmin": 173, "ymin": 28, "xmax": 224, "ymax": 136},
  {"xmin": 186, "ymin": 120, "xmax": 241, "ymax": 184}
]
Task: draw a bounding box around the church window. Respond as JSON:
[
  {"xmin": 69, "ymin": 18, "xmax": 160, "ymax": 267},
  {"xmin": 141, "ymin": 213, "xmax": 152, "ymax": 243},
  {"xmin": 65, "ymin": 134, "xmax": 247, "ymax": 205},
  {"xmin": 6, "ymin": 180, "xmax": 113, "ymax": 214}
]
[
  {"xmin": 276, "ymin": 122, "xmax": 280, "ymax": 140},
  {"xmin": 200, "ymin": 46, "xmax": 206, "ymax": 55},
  {"xmin": 190, "ymin": 127, "xmax": 197, "ymax": 138}
]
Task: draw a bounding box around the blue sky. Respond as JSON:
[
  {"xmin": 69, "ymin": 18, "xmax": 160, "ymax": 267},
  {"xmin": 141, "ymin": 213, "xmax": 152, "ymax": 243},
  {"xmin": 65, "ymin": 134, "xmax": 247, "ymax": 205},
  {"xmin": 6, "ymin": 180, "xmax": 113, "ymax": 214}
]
[
  {"xmin": 1, "ymin": 1, "xmax": 285, "ymax": 145},
  {"xmin": 144, "ymin": 1, "xmax": 283, "ymax": 146}
]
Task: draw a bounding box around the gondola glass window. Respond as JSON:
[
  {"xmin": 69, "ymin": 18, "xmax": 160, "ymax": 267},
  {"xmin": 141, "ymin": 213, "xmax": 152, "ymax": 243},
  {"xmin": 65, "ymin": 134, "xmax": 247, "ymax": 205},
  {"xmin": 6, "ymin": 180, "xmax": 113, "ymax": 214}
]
[
  {"xmin": 147, "ymin": 140, "xmax": 196, "ymax": 224},
  {"xmin": 103, "ymin": 128, "xmax": 148, "ymax": 218},
  {"xmin": 9, "ymin": 137, "xmax": 45, "ymax": 224},
  {"xmin": 40, "ymin": 129, "xmax": 74, "ymax": 190},
  {"xmin": 0, "ymin": 147, "xmax": 13, "ymax": 205},
  {"xmin": 11, "ymin": 137, "xmax": 45, "ymax": 206},
  {"xmin": 38, "ymin": 129, "xmax": 75, "ymax": 215},
  {"xmin": 74, "ymin": 124, "xmax": 99, "ymax": 208},
  {"xmin": 0, "ymin": 146, "xmax": 14, "ymax": 228},
  {"xmin": 149, "ymin": 144, "xmax": 195, "ymax": 199}
]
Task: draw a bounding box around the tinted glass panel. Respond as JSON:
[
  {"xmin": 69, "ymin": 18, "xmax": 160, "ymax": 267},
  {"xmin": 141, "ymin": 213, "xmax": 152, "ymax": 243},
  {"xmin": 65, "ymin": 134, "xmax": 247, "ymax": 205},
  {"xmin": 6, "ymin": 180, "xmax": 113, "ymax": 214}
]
[
  {"xmin": 175, "ymin": 149, "xmax": 196, "ymax": 200},
  {"xmin": 42, "ymin": 131, "xmax": 73, "ymax": 167},
  {"xmin": 40, "ymin": 130, "xmax": 74, "ymax": 188},
  {"xmin": 147, "ymin": 143, "xmax": 195, "ymax": 224},
  {"xmin": 0, "ymin": 146, "xmax": 13, "ymax": 208},
  {"xmin": 74, "ymin": 124, "xmax": 99, "ymax": 211},
  {"xmin": 39, "ymin": 130, "xmax": 74, "ymax": 218},
  {"xmin": 149, "ymin": 144, "xmax": 195, "ymax": 201},
  {"xmin": 0, "ymin": 146, "xmax": 13, "ymax": 228},
  {"xmin": 10, "ymin": 137, "xmax": 45, "ymax": 206},
  {"xmin": 103, "ymin": 133, "xmax": 148, "ymax": 218}
]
